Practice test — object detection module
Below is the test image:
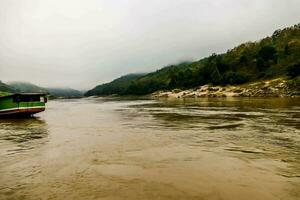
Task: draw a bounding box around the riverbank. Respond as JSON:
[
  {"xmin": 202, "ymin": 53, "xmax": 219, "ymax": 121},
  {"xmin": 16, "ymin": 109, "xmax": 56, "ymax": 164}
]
[{"xmin": 153, "ymin": 78, "xmax": 300, "ymax": 98}]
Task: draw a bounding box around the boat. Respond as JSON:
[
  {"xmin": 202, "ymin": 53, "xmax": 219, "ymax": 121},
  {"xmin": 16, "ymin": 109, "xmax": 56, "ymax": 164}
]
[{"xmin": 0, "ymin": 93, "xmax": 47, "ymax": 117}]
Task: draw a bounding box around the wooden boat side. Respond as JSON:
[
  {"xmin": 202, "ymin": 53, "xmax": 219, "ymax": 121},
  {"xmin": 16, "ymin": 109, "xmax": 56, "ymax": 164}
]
[{"xmin": 0, "ymin": 93, "xmax": 47, "ymax": 117}]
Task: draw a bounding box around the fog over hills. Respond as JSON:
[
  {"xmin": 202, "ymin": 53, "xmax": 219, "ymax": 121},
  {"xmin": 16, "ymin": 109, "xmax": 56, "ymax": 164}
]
[{"xmin": 5, "ymin": 81, "xmax": 83, "ymax": 98}]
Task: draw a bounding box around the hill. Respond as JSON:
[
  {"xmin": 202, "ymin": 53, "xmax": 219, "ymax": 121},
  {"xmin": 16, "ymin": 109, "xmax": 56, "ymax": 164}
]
[
  {"xmin": 8, "ymin": 82, "xmax": 83, "ymax": 98},
  {"xmin": 85, "ymin": 73, "xmax": 146, "ymax": 96},
  {"xmin": 86, "ymin": 23, "xmax": 300, "ymax": 96},
  {"xmin": 46, "ymin": 88, "xmax": 83, "ymax": 98},
  {"xmin": 8, "ymin": 82, "xmax": 48, "ymax": 93},
  {"xmin": 0, "ymin": 81, "xmax": 15, "ymax": 96}
]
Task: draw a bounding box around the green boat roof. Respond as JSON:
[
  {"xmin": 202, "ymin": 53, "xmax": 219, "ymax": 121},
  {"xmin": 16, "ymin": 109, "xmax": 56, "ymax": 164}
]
[{"xmin": 0, "ymin": 93, "xmax": 47, "ymax": 99}]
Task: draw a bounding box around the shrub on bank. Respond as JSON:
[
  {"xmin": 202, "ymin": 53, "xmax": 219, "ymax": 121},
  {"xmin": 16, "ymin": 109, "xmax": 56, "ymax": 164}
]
[
  {"xmin": 224, "ymin": 71, "xmax": 249, "ymax": 85},
  {"xmin": 287, "ymin": 63, "xmax": 300, "ymax": 78}
]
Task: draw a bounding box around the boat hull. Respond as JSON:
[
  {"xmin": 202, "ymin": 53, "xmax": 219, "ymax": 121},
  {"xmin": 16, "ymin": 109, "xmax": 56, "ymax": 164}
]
[{"xmin": 0, "ymin": 106, "xmax": 45, "ymax": 118}]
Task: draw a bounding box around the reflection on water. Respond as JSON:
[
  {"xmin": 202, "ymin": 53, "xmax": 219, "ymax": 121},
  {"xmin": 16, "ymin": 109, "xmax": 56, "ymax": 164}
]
[
  {"xmin": 0, "ymin": 97, "xmax": 299, "ymax": 200},
  {"xmin": 0, "ymin": 118, "xmax": 48, "ymax": 155},
  {"xmin": 0, "ymin": 117, "xmax": 48, "ymax": 199}
]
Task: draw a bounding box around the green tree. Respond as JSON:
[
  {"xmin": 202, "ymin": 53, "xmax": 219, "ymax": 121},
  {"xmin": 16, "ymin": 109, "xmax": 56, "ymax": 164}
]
[
  {"xmin": 256, "ymin": 46, "xmax": 277, "ymax": 70},
  {"xmin": 287, "ymin": 63, "xmax": 300, "ymax": 78}
]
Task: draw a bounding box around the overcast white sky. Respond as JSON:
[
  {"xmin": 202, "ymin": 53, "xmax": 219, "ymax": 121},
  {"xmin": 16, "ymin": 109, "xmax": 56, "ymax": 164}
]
[{"xmin": 0, "ymin": 0, "xmax": 299, "ymax": 89}]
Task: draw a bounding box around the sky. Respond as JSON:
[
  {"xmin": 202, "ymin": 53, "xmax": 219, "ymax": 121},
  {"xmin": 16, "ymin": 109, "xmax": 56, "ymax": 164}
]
[{"xmin": 0, "ymin": 0, "xmax": 299, "ymax": 90}]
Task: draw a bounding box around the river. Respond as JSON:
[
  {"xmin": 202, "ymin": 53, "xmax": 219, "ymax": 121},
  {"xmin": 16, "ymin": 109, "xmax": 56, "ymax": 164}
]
[{"xmin": 0, "ymin": 97, "xmax": 299, "ymax": 200}]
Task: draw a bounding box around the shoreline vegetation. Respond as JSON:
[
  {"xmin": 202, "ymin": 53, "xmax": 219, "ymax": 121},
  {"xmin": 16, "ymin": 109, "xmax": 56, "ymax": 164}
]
[{"xmin": 85, "ymin": 23, "xmax": 300, "ymax": 98}]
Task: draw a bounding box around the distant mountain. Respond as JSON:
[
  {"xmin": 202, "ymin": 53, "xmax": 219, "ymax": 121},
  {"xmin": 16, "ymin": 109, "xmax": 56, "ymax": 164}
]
[
  {"xmin": 0, "ymin": 81, "xmax": 15, "ymax": 96},
  {"xmin": 8, "ymin": 82, "xmax": 47, "ymax": 93},
  {"xmin": 46, "ymin": 88, "xmax": 83, "ymax": 98},
  {"xmin": 86, "ymin": 23, "xmax": 300, "ymax": 96},
  {"xmin": 8, "ymin": 82, "xmax": 82, "ymax": 98}
]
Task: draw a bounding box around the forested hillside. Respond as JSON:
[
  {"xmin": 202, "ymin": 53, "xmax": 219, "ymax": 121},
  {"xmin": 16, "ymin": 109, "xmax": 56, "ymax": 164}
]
[
  {"xmin": 86, "ymin": 23, "xmax": 300, "ymax": 96},
  {"xmin": 85, "ymin": 73, "xmax": 146, "ymax": 96},
  {"xmin": 46, "ymin": 88, "xmax": 83, "ymax": 98}
]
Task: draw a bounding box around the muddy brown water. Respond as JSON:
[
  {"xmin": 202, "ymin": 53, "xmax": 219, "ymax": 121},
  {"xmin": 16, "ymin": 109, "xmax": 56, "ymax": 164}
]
[{"xmin": 0, "ymin": 97, "xmax": 299, "ymax": 200}]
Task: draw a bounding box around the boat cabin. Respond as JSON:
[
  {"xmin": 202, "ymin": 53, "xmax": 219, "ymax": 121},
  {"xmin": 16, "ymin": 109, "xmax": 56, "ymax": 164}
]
[{"xmin": 0, "ymin": 93, "xmax": 47, "ymax": 117}]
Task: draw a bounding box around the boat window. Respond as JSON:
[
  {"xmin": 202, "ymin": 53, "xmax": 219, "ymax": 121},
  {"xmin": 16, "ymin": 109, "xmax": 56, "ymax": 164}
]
[
  {"xmin": 13, "ymin": 96, "xmax": 20, "ymax": 103},
  {"xmin": 18, "ymin": 96, "xmax": 41, "ymax": 102}
]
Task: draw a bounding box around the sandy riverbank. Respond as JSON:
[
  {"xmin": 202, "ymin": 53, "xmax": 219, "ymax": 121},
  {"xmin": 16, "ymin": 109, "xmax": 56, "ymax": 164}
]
[{"xmin": 153, "ymin": 78, "xmax": 300, "ymax": 98}]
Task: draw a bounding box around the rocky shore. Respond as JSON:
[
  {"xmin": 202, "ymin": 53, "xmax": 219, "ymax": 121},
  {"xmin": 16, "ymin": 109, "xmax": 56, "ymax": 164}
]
[{"xmin": 153, "ymin": 78, "xmax": 300, "ymax": 98}]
